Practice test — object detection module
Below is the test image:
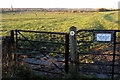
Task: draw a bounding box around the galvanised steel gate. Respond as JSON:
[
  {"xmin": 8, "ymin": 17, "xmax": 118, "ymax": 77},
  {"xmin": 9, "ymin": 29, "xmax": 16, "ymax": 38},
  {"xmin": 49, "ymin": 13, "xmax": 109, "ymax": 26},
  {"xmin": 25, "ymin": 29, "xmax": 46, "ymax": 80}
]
[
  {"xmin": 77, "ymin": 30, "xmax": 120, "ymax": 79},
  {"xmin": 11, "ymin": 30, "xmax": 69, "ymax": 75}
]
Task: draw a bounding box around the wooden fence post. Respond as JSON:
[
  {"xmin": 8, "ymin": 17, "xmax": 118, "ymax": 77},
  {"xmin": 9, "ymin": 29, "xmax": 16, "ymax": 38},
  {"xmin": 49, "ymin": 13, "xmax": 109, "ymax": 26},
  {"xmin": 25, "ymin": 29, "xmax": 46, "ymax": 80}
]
[
  {"xmin": 0, "ymin": 49, "xmax": 1, "ymax": 79},
  {"xmin": 69, "ymin": 26, "xmax": 79, "ymax": 74}
]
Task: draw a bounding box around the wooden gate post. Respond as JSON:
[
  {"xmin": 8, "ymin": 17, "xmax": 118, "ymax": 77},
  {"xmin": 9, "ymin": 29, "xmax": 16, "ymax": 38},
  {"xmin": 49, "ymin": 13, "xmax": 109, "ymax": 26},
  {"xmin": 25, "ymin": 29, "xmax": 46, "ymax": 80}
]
[{"xmin": 69, "ymin": 26, "xmax": 79, "ymax": 74}]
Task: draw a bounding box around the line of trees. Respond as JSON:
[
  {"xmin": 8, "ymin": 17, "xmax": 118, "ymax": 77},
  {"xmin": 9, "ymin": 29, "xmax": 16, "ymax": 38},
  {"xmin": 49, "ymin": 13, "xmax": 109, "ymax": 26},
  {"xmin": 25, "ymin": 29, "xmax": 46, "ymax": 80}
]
[{"xmin": 1, "ymin": 8, "xmax": 118, "ymax": 13}]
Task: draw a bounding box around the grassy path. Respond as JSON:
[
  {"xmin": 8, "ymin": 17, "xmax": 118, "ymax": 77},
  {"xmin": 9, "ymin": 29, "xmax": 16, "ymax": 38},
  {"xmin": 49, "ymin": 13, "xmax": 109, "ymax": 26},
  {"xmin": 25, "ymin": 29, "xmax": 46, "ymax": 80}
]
[{"xmin": 104, "ymin": 12, "xmax": 118, "ymax": 23}]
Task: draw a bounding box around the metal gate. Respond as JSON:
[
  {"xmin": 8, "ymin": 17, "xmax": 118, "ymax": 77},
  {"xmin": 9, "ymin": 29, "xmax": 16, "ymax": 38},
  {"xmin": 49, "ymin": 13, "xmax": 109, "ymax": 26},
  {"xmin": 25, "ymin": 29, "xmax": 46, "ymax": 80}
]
[
  {"xmin": 11, "ymin": 29, "xmax": 120, "ymax": 79},
  {"xmin": 11, "ymin": 30, "xmax": 69, "ymax": 75},
  {"xmin": 77, "ymin": 30, "xmax": 120, "ymax": 79}
]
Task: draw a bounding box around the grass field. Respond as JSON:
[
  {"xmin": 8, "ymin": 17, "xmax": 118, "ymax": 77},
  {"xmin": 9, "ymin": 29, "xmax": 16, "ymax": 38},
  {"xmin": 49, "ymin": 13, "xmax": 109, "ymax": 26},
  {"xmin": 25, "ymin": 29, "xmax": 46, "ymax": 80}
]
[
  {"xmin": 1, "ymin": 10, "xmax": 120, "ymax": 79},
  {"xmin": 1, "ymin": 11, "xmax": 118, "ymax": 36}
]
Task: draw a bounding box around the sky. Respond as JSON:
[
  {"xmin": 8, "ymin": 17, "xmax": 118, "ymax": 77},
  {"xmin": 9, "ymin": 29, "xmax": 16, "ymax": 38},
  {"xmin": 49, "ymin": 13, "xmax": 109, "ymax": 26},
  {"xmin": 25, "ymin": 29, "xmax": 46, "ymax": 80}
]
[{"xmin": 0, "ymin": 0, "xmax": 120, "ymax": 9}]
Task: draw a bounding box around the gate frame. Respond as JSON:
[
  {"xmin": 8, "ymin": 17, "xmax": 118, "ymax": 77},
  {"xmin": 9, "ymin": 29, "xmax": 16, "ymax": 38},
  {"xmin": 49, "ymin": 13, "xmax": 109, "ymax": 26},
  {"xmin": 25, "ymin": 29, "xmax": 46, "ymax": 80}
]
[
  {"xmin": 11, "ymin": 30, "xmax": 69, "ymax": 74},
  {"xmin": 76, "ymin": 28, "xmax": 120, "ymax": 80},
  {"xmin": 10, "ymin": 28, "xmax": 120, "ymax": 79}
]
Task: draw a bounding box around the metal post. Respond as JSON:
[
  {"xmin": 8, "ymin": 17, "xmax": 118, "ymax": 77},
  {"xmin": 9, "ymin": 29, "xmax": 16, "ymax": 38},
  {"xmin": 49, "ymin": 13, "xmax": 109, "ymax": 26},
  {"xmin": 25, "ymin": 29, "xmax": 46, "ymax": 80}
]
[
  {"xmin": 11, "ymin": 30, "xmax": 14, "ymax": 45},
  {"xmin": 15, "ymin": 30, "xmax": 18, "ymax": 50},
  {"xmin": 10, "ymin": 30, "xmax": 16, "ymax": 75},
  {"xmin": 69, "ymin": 26, "xmax": 79, "ymax": 74},
  {"xmin": 11, "ymin": 30, "xmax": 15, "ymax": 61},
  {"xmin": 65, "ymin": 33, "xmax": 69, "ymax": 74},
  {"xmin": 112, "ymin": 31, "xmax": 116, "ymax": 80}
]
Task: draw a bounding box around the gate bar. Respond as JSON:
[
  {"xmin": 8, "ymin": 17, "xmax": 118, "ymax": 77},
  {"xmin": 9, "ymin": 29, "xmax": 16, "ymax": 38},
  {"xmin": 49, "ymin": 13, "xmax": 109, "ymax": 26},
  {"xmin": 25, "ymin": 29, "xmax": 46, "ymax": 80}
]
[
  {"xmin": 15, "ymin": 30, "xmax": 18, "ymax": 50},
  {"xmin": 112, "ymin": 31, "xmax": 116, "ymax": 80},
  {"xmin": 65, "ymin": 34, "xmax": 69, "ymax": 74}
]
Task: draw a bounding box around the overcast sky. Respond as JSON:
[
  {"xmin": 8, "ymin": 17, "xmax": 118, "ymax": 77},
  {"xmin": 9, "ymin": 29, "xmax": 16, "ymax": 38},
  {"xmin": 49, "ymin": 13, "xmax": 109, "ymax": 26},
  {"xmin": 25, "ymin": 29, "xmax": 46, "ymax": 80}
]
[{"xmin": 0, "ymin": 0, "xmax": 120, "ymax": 9}]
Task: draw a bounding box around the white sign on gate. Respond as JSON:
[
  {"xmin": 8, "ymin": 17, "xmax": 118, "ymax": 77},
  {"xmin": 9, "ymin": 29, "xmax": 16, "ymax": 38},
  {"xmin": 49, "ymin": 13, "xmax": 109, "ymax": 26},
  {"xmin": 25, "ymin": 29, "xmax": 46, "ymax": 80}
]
[
  {"xmin": 96, "ymin": 33, "xmax": 111, "ymax": 41},
  {"xmin": 94, "ymin": 31, "xmax": 114, "ymax": 43}
]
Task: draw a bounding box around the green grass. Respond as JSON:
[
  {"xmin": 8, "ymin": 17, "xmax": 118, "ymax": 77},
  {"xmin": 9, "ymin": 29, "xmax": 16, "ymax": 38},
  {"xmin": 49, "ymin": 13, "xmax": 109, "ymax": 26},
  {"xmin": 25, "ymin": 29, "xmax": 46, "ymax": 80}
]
[
  {"xmin": 2, "ymin": 11, "xmax": 119, "ymax": 80},
  {"xmin": 1, "ymin": 11, "xmax": 118, "ymax": 37}
]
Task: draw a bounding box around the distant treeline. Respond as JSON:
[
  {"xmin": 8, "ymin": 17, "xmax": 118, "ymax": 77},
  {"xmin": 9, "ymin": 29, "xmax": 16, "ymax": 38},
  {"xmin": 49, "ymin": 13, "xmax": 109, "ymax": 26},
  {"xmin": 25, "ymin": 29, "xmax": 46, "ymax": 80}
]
[{"xmin": 1, "ymin": 8, "xmax": 119, "ymax": 13}]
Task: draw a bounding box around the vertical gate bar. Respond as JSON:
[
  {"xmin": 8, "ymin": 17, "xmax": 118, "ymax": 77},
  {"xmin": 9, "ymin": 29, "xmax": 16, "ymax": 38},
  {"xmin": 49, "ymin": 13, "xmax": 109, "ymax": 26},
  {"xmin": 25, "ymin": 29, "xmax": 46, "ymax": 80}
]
[
  {"xmin": 112, "ymin": 31, "xmax": 116, "ymax": 80},
  {"xmin": 65, "ymin": 34, "xmax": 69, "ymax": 74},
  {"xmin": 11, "ymin": 30, "xmax": 15, "ymax": 58},
  {"xmin": 11, "ymin": 30, "xmax": 16, "ymax": 73},
  {"xmin": 11, "ymin": 30, "xmax": 15, "ymax": 57},
  {"xmin": 15, "ymin": 30, "xmax": 18, "ymax": 50},
  {"xmin": 11, "ymin": 30, "xmax": 14, "ymax": 45}
]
